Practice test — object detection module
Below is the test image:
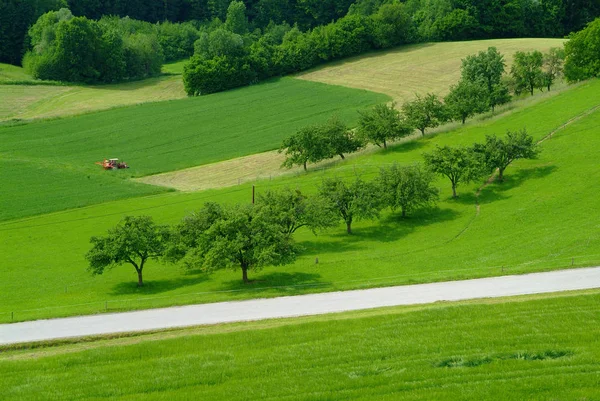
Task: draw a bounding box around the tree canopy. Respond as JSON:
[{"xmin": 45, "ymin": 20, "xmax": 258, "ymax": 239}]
[
  {"xmin": 564, "ymin": 17, "xmax": 600, "ymax": 82},
  {"xmin": 423, "ymin": 145, "xmax": 483, "ymax": 197},
  {"xmin": 402, "ymin": 93, "xmax": 446, "ymax": 137},
  {"xmin": 357, "ymin": 103, "xmax": 412, "ymax": 149},
  {"xmin": 378, "ymin": 163, "xmax": 439, "ymax": 217},
  {"xmin": 473, "ymin": 129, "xmax": 539, "ymax": 181},
  {"xmin": 444, "ymin": 79, "xmax": 490, "ymax": 124},
  {"xmin": 86, "ymin": 216, "xmax": 171, "ymax": 287},
  {"xmin": 511, "ymin": 50, "xmax": 544, "ymax": 95},
  {"xmin": 319, "ymin": 176, "xmax": 382, "ymax": 234}
]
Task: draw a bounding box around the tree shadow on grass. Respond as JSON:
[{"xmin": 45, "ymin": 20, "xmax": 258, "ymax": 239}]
[
  {"xmin": 219, "ymin": 272, "xmax": 331, "ymax": 294},
  {"xmin": 385, "ymin": 140, "xmax": 428, "ymax": 155},
  {"xmin": 351, "ymin": 207, "xmax": 461, "ymax": 242},
  {"xmin": 110, "ymin": 274, "xmax": 210, "ymax": 296},
  {"xmin": 299, "ymin": 236, "xmax": 367, "ymax": 256}
]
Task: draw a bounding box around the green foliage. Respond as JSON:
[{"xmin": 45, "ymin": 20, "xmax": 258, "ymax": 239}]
[
  {"xmin": 378, "ymin": 163, "xmax": 439, "ymax": 217},
  {"xmin": 473, "ymin": 129, "xmax": 539, "ymax": 181},
  {"xmin": 24, "ymin": 11, "xmax": 164, "ymax": 83},
  {"xmin": 319, "ymin": 176, "xmax": 382, "ymax": 234},
  {"xmin": 444, "ymin": 79, "xmax": 490, "ymax": 124},
  {"xmin": 156, "ymin": 21, "xmax": 199, "ymax": 62},
  {"xmin": 86, "ymin": 216, "xmax": 171, "ymax": 286},
  {"xmin": 183, "ymin": 54, "xmax": 255, "ymax": 95},
  {"xmin": 176, "ymin": 203, "xmax": 298, "ymax": 282},
  {"xmin": 431, "ymin": 8, "xmax": 480, "ymax": 41},
  {"xmin": 279, "ymin": 116, "xmax": 365, "ymax": 170},
  {"xmin": 256, "ymin": 188, "xmax": 338, "ymax": 237},
  {"xmin": 402, "ymin": 93, "xmax": 446, "ymax": 136},
  {"xmin": 279, "ymin": 125, "xmax": 329, "ymax": 170},
  {"xmin": 564, "ymin": 17, "xmax": 600, "ymax": 82},
  {"xmin": 511, "ymin": 50, "xmax": 544, "ymax": 95},
  {"xmin": 320, "ymin": 116, "xmax": 364, "ymax": 160},
  {"xmin": 461, "ymin": 47, "xmax": 506, "ymax": 93},
  {"xmin": 542, "ymin": 47, "xmax": 565, "ymax": 91},
  {"xmin": 193, "ymin": 29, "xmax": 245, "ymax": 59},
  {"xmin": 371, "ymin": 2, "xmax": 414, "ymax": 48},
  {"xmin": 224, "ymin": 0, "xmax": 248, "ymax": 35},
  {"xmin": 357, "ymin": 103, "xmax": 412, "ymax": 149},
  {"xmin": 423, "ymin": 145, "xmax": 484, "ymax": 197}
]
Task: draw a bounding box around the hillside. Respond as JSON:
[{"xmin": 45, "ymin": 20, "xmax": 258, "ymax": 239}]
[
  {"xmin": 297, "ymin": 38, "xmax": 565, "ymax": 104},
  {"xmin": 1, "ymin": 79, "xmax": 598, "ymax": 322},
  {"xmin": 0, "ymin": 78, "xmax": 388, "ymax": 221}
]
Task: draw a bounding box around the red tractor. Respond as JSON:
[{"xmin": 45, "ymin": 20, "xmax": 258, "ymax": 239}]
[{"xmin": 96, "ymin": 158, "xmax": 129, "ymax": 170}]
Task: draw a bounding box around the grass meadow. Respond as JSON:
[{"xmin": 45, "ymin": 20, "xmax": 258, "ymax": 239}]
[
  {"xmin": 0, "ymin": 63, "xmax": 187, "ymax": 122},
  {"xmin": 1, "ymin": 291, "xmax": 599, "ymax": 400},
  {"xmin": 0, "ymin": 78, "xmax": 388, "ymax": 220},
  {"xmin": 1, "ymin": 79, "xmax": 598, "ymax": 322},
  {"xmin": 297, "ymin": 38, "xmax": 565, "ymax": 104}
]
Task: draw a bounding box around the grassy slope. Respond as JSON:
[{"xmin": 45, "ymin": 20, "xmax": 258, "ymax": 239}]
[
  {"xmin": 1, "ymin": 80, "xmax": 598, "ymax": 322},
  {"xmin": 2, "ymin": 291, "xmax": 599, "ymax": 400},
  {"xmin": 297, "ymin": 38, "xmax": 565, "ymax": 104},
  {"xmin": 0, "ymin": 62, "xmax": 186, "ymax": 122},
  {"xmin": 0, "ymin": 78, "xmax": 388, "ymax": 221}
]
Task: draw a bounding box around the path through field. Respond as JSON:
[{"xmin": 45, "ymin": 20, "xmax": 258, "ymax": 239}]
[{"xmin": 2, "ymin": 267, "xmax": 599, "ymax": 345}]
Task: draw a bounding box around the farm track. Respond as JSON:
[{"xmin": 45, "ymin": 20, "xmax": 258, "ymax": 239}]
[{"xmin": 1, "ymin": 267, "xmax": 599, "ymax": 345}]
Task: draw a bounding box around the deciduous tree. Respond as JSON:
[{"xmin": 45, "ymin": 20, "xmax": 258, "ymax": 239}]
[
  {"xmin": 86, "ymin": 216, "xmax": 171, "ymax": 287},
  {"xmin": 511, "ymin": 50, "xmax": 544, "ymax": 96},
  {"xmin": 320, "ymin": 116, "xmax": 364, "ymax": 160},
  {"xmin": 279, "ymin": 125, "xmax": 329, "ymax": 170},
  {"xmin": 179, "ymin": 204, "xmax": 297, "ymax": 283},
  {"xmin": 357, "ymin": 102, "xmax": 412, "ymax": 149},
  {"xmin": 378, "ymin": 163, "xmax": 439, "ymax": 217},
  {"xmin": 444, "ymin": 80, "xmax": 490, "ymax": 124},
  {"xmin": 564, "ymin": 17, "xmax": 600, "ymax": 82},
  {"xmin": 473, "ymin": 129, "xmax": 539, "ymax": 182},
  {"xmin": 423, "ymin": 145, "xmax": 483, "ymax": 197},
  {"xmin": 402, "ymin": 93, "xmax": 446, "ymax": 137},
  {"xmin": 542, "ymin": 47, "xmax": 565, "ymax": 91},
  {"xmin": 319, "ymin": 176, "xmax": 382, "ymax": 234},
  {"xmin": 257, "ymin": 188, "xmax": 338, "ymax": 237}
]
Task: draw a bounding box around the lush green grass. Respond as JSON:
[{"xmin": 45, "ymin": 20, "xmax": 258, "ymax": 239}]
[
  {"xmin": 0, "ymin": 78, "xmax": 388, "ymax": 220},
  {"xmin": 298, "ymin": 38, "xmax": 565, "ymax": 104},
  {"xmin": 0, "ymin": 80, "xmax": 599, "ymax": 322},
  {"xmin": 161, "ymin": 59, "xmax": 187, "ymax": 75},
  {"xmin": 2, "ymin": 291, "xmax": 599, "ymax": 400},
  {"xmin": 0, "ymin": 63, "xmax": 32, "ymax": 82}
]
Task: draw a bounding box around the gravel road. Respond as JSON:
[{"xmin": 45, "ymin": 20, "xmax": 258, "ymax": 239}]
[{"xmin": 1, "ymin": 267, "xmax": 599, "ymax": 345}]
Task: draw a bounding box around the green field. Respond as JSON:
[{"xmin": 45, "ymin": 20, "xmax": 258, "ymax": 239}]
[
  {"xmin": 2, "ymin": 291, "xmax": 599, "ymax": 400},
  {"xmin": 298, "ymin": 38, "xmax": 565, "ymax": 104},
  {"xmin": 0, "ymin": 78, "xmax": 388, "ymax": 220},
  {"xmin": 1, "ymin": 79, "xmax": 599, "ymax": 323}
]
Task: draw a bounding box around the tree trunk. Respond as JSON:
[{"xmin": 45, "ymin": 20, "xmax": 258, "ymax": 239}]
[
  {"xmin": 547, "ymin": 83, "xmax": 551, "ymax": 91},
  {"xmin": 339, "ymin": 153, "xmax": 345, "ymax": 160},
  {"xmin": 530, "ymin": 85, "xmax": 534, "ymax": 96},
  {"xmin": 242, "ymin": 266, "xmax": 249, "ymax": 283},
  {"xmin": 402, "ymin": 208, "xmax": 406, "ymax": 218},
  {"xmin": 420, "ymin": 128, "xmax": 426, "ymax": 137},
  {"xmin": 303, "ymin": 161, "xmax": 307, "ymax": 171},
  {"xmin": 383, "ymin": 139, "xmax": 387, "ymax": 149},
  {"xmin": 137, "ymin": 269, "xmax": 144, "ymax": 287},
  {"xmin": 452, "ymin": 184, "xmax": 457, "ymax": 198},
  {"xmin": 346, "ymin": 220, "xmax": 352, "ymax": 234},
  {"xmin": 462, "ymin": 116, "xmax": 466, "ymax": 124},
  {"xmin": 498, "ymin": 168, "xmax": 504, "ymax": 182}
]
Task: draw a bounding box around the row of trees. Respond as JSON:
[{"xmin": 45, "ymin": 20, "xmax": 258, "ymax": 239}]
[
  {"xmin": 87, "ymin": 128, "xmax": 538, "ymax": 286},
  {"xmin": 279, "ymin": 46, "xmax": 557, "ymax": 171}
]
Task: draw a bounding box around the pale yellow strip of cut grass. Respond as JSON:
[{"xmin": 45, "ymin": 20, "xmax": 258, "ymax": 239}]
[
  {"xmin": 0, "ymin": 75, "xmax": 185, "ymax": 122},
  {"xmin": 296, "ymin": 38, "xmax": 565, "ymax": 104}
]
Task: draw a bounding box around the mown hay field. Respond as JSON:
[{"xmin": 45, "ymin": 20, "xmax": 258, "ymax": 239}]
[
  {"xmin": 297, "ymin": 38, "xmax": 565, "ymax": 104},
  {"xmin": 1, "ymin": 80, "xmax": 598, "ymax": 322},
  {"xmin": 2, "ymin": 291, "xmax": 599, "ymax": 400}
]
